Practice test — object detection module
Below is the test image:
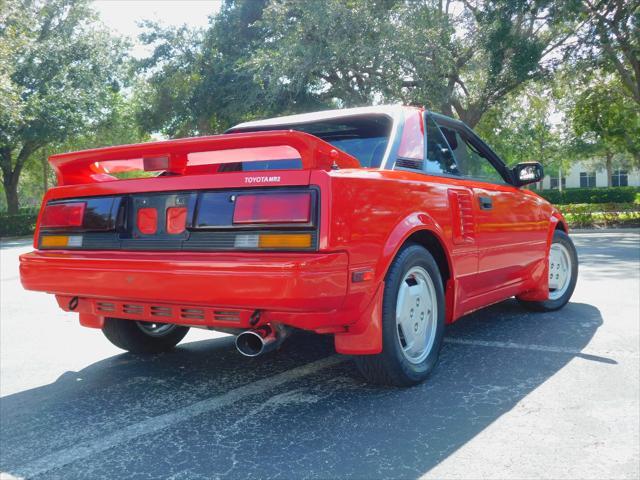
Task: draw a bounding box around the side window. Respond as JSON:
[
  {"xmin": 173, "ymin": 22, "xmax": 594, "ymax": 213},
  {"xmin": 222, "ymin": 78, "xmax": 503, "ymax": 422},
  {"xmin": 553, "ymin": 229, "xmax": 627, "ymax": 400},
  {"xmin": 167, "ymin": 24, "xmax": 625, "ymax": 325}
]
[
  {"xmin": 425, "ymin": 115, "xmax": 459, "ymax": 175},
  {"xmin": 436, "ymin": 122, "xmax": 505, "ymax": 183}
]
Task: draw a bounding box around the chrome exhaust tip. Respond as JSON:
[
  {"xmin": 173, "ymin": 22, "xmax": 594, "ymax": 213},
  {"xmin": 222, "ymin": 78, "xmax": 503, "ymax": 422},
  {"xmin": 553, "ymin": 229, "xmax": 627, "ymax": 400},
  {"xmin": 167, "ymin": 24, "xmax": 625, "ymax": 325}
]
[{"xmin": 235, "ymin": 325, "xmax": 281, "ymax": 357}]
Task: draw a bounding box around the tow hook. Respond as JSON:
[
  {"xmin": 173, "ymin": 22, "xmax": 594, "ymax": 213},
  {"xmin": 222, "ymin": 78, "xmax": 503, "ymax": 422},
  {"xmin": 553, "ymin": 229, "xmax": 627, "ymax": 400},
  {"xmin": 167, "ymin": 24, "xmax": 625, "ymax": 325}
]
[
  {"xmin": 248, "ymin": 309, "xmax": 262, "ymax": 327},
  {"xmin": 68, "ymin": 296, "xmax": 79, "ymax": 311}
]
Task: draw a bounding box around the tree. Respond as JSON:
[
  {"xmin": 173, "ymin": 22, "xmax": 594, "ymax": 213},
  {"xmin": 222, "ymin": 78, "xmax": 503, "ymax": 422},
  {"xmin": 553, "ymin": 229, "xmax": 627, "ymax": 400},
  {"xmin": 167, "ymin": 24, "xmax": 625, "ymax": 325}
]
[
  {"xmin": 392, "ymin": 0, "xmax": 581, "ymax": 127},
  {"xmin": 135, "ymin": 0, "xmax": 324, "ymax": 137},
  {"xmin": 571, "ymin": 77, "xmax": 640, "ymax": 186},
  {"xmin": 577, "ymin": 0, "xmax": 640, "ymax": 106},
  {"xmin": 475, "ymin": 83, "xmax": 564, "ymax": 168},
  {"xmin": 0, "ymin": 0, "xmax": 129, "ymax": 213},
  {"xmin": 251, "ymin": 0, "xmax": 580, "ymax": 127},
  {"xmin": 250, "ymin": 0, "xmax": 399, "ymax": 108}
]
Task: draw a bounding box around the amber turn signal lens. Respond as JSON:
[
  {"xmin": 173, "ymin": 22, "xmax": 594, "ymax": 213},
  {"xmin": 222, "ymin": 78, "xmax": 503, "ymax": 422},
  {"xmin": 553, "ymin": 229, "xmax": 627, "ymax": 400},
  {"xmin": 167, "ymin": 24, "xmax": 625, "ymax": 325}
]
[
  {"xmin": 40, "ymin": 235, "xmax": 82, "ymax": 248},
  {"xmin": 258, "ymin": 233, "xmax": 312, "ymax": 249}
]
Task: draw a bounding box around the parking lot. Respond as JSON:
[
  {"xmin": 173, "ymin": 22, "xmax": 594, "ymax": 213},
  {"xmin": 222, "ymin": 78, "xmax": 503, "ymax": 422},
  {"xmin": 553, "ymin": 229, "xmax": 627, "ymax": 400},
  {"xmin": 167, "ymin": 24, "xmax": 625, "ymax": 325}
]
[{"xmin": 1, "ymin": 231, "xmax": 638, "ymax": 479}]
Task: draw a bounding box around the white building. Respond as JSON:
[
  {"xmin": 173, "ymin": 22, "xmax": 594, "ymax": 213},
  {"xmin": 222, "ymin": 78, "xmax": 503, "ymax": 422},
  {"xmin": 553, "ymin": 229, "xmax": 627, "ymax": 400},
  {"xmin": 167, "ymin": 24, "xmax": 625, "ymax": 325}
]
[{"xmin": 540, "ymin": 161, "xmax": 640, "ymax": 189}]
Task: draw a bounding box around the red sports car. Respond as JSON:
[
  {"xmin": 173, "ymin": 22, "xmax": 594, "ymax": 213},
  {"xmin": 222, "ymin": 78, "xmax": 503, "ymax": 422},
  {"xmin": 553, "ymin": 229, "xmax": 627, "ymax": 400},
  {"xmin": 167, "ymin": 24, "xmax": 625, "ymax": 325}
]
[{"xmin": 20, "ymin": 106, "xmax": 578, "ymax": 386}]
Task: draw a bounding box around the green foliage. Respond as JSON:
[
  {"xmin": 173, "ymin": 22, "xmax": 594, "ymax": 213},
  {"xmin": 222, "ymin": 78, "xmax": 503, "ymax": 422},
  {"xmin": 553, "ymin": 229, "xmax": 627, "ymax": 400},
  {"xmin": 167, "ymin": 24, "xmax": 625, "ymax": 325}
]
[
  {"xmin": 576, "ymin": 0, "xmax": 640, "ymax": 107},
  {"xmin": 1, "ymin": 0, "xmax": 639, "ymax": 225},
  {"xmin": 571, "ymin": 77, "xmax": 640, "ymax": 165},
  {"xmin": 537, "ymin": 187, "xmax": 640, "ymax": 205},
  {"xmin": 556, "ymin": 203, "xmax": 640, "ymax": 229},
  {"xmin": 137, "ymin": 0, "xmax": 582, "ymax": 137},
  {"xmin": 135, "ymin": 0, "xmax": 318, "ymax": 137},
  {"xmin": 0, "ymin": 0, "xmax": 131, "ymax": 213},
  {"xmin": 0, "ymin": 208, "xmax": 38, "ymax": 237},
  {"xmin": 251, "ymin": 0, "xmax": 397, "ymax": 108},
  {"xmin": 475, "ymin": 83, "xmax": 563, "ymax": 169},
  {"xmin": 394, "ymin": 0, "xmax": 576, "ymax": 126}
]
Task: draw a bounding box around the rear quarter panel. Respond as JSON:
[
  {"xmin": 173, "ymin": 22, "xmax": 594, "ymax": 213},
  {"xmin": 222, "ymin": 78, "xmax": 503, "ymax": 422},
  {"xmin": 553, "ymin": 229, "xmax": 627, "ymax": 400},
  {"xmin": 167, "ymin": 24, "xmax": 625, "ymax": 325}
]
[
  {"xmin": 315, "ymin": 169, "xmax": 557, "ymax": 320},
  {"xmin": 313, "ymin": 169, "xmax": 477, "ymax": 321}
]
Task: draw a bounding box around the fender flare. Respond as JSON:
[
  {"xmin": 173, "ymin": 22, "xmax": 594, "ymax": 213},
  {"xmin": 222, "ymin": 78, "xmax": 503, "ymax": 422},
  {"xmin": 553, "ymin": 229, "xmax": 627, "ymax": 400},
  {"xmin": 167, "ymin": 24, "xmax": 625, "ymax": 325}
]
[
  {"xmin": 375, "ymin": 211, "xmax": 454, "ymax": 284},
  {"xmin": 518, "ymin": 210, "xmax": 567, "ymax": 302},
  {"xmin": 335, "ymin": 212, "xmax": 454, "ymax": 355},
  {"xmin": 551, "ymin": 209, "xmax": 569, "ymax": 233}
]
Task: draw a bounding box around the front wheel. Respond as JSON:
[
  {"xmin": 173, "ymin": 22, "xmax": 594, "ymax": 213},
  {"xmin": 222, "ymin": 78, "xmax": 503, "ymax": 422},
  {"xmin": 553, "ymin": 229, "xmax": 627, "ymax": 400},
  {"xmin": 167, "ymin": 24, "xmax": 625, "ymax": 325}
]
[
  {"xmin": 355, "ymin": 244, "xmax": 446, "ymax": 387},
  {"xmin": 519, "ymin": 229, "xmax": 578, "ymax": 312},
  {"xmin": 102, "ymin": 318, "xmax": 190, "ymax": 353}
]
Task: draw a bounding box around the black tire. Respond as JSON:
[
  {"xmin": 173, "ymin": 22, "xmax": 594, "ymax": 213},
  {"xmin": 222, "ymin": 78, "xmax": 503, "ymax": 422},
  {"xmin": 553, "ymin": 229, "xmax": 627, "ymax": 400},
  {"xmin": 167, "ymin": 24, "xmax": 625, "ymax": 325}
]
[
  {"xmin": 518, "ymin": 230, "xmax": 578, "ymax": 312},
  {"xmin": 102, "ymin": 318, "xmax": 190, "ymax": 353},
  {"xmin": 355, "ymin": 244, "xmax": 446, "ymax": 387}
]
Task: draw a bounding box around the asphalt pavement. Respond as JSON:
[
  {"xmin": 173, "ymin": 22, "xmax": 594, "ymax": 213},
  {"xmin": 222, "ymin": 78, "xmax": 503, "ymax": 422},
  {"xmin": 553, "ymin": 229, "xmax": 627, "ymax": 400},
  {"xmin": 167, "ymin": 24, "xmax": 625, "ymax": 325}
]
[{"xmin": 1, "ymin": 232, "xmax": 639, "ymax": 479}]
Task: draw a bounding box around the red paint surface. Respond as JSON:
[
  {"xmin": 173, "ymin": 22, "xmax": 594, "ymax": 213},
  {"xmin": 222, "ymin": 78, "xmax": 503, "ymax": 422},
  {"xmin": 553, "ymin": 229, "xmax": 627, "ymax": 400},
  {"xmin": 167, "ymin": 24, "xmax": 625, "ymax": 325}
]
[{"xmin": 20, "ymin": 107, "xmax": 562, "ymax": 355}]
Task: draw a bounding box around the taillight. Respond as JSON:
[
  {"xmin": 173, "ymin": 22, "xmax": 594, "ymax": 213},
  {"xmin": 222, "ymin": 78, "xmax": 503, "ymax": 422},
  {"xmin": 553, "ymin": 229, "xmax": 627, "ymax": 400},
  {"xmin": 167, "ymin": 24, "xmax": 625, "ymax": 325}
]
[
  {"xmin": 40, "ymin": 202, "xmax": 86, "ymax": 228},
  {"xmin": 233, "ymin": 193, "xmax": 311, "ymax": 224},
  {"xmin": 166, "ymin": 207, "xmax": 187, "ymax": 234},
  {"xmin": 137, "ymin": 207, "xmax": 158, "ymax": 235}
]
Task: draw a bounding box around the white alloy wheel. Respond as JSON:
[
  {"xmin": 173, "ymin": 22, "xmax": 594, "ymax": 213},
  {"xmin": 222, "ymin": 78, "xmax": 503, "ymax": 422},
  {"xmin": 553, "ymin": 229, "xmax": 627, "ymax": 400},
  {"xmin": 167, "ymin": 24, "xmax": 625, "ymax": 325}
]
[
  {"xmin": 548, "ymin": 242, "xmax": 572, "ymax": 300},
  {"xmin": 395, "ymin": 266, "xmax": 438, "ymax": 364}
]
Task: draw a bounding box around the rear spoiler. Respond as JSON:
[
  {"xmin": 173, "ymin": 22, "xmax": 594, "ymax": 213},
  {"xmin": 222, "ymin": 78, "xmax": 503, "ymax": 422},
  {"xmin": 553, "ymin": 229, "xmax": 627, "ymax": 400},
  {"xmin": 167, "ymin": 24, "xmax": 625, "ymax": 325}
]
[{"xmin": 49, "ymin": 130, "xmax": 360, "ymax": 186}]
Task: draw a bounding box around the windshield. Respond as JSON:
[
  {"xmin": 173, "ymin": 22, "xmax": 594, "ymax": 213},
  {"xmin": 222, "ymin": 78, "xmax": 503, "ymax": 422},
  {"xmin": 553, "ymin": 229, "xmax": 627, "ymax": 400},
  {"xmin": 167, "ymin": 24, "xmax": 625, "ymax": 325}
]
[{"xmin": 228, "ymin": 114, "xmax": 392, "ymax": 169}]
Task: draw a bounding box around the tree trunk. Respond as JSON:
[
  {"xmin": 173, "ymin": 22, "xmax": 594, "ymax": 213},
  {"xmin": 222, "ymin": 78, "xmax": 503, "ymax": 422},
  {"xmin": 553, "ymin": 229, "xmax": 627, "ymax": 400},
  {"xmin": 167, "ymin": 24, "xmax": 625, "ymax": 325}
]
[
  {"xmin": 605, "ymin": 152, "xmax": 613, "ymax": 187},
  {"xmin": 0, "ymin": 144, "xmax": 35, "ymax": 214},
  {"xmin": 3, "ymin": 174, "xmax": 20, "ymax": 215}
]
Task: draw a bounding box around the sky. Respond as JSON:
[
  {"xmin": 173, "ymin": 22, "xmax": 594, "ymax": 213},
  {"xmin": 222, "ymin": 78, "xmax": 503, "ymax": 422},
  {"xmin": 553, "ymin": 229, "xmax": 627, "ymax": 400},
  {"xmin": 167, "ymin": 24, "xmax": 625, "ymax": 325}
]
[{"xmin": 92, "ymin": 0, "xmax": 222, "ymax": 57}]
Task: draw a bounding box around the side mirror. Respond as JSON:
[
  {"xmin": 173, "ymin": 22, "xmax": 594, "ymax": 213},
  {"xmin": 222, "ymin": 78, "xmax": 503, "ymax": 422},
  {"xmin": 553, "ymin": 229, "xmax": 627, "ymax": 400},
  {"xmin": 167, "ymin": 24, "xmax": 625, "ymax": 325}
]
[{"xmin": 512, "ymin": 162, "xmax": 544, "ymax": 186}]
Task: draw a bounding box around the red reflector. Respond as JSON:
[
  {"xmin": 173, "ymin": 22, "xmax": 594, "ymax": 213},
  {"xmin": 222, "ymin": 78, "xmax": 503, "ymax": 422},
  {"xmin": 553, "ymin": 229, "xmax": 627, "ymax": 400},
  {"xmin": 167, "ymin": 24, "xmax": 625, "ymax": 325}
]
[
  {"xmin": 137, "ymin": 208, "xmax": 157, "ymax": 234},
  {"xmin": 143, "ymin": 156, "xmax": 169, "ymax": 171},
  {"xmin": 233, "ymin": 193, "xmax": 311, "ymax": 224},
  {"xmin": 351, "ymin": 269, "xmax": 375, "ymax": 283},
  {"xmin": 41, "ymin": 202, "xmax": 86, "ymax": 228},
  {"xmin": 166, "ymin": 207, "xmax": 187, "ymax": 234}
]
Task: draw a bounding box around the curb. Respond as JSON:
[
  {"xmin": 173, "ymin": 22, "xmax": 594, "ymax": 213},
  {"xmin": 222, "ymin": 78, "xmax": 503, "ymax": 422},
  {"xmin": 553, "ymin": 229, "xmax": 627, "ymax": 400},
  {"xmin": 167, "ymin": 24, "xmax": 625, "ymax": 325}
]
[
  {"xmin": 571, "ymin": 228, "xmax": 640, "ymax": 234},
  {"xmin": 0, "ymin": 235, "xmax": 33, "ymax": 243}
]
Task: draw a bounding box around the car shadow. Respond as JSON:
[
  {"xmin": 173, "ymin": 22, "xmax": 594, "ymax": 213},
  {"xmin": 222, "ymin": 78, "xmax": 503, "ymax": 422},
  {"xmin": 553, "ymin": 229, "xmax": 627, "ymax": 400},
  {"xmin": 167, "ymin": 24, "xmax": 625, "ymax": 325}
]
[{"xmin": 1, "ymin": 300, "xmax": 607, "ymax": 479}]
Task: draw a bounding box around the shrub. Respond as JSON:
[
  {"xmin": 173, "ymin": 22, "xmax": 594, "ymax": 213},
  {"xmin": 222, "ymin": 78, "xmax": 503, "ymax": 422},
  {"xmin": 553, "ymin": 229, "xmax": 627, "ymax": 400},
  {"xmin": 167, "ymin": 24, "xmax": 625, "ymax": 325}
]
[
  {"xmin": 537, "ymin": 186, "xmax": 640, "ymax": 205},
  {"xmin": 556, "ymin": 203, "xmax": 640, "ymax": 229},
  {"xmin": 0, "ymin": 208, "xmax": 39, "ymax": 237}
]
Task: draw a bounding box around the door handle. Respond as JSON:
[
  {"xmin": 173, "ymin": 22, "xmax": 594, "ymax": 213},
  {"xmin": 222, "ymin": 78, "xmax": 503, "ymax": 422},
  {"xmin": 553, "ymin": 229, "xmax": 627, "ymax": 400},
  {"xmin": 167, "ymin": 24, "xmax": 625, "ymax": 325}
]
[{"xmin": 478, "ymin": 196, "xmax": 493, "ymax": 210}]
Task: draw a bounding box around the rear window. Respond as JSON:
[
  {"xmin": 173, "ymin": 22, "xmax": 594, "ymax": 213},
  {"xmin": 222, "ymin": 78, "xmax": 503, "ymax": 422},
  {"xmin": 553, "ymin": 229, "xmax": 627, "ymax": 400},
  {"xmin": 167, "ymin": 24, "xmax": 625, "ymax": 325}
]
[{"xmin": 229, "ymin": 114, "xmax": 392, "ymax": 169}]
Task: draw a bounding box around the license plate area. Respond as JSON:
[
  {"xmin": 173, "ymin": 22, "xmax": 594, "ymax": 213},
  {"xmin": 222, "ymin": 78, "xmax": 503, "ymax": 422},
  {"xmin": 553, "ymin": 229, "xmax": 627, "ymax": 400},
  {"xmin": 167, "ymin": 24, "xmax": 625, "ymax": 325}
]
[{"xmin": 129, "ymin": 193, "xmax": 197, "ymax": 240}]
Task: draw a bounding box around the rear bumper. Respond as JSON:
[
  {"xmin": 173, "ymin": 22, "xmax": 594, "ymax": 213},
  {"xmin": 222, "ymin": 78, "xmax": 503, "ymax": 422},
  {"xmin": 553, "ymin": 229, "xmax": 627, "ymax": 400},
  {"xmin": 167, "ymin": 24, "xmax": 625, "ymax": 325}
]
[{"xmin": 20, "ymin": 250, "xmax": 349, "ymax": 316}]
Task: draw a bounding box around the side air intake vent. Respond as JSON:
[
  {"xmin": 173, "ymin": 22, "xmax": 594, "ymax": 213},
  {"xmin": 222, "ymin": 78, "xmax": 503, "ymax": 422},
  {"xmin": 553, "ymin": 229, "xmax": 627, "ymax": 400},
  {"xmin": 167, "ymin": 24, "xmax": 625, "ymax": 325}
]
[{"xmin": 448, "ymin": 189, "xmax": 476, "ymax": 245}]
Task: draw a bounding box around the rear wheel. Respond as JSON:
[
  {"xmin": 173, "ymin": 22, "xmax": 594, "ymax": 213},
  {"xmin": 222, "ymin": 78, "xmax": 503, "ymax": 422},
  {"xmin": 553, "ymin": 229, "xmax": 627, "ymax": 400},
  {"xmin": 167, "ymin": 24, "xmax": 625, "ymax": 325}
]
[
  {"xmin": 519, "ymin": 229, "xmax": 578, "ymax": 311},
  {"xmin": 355, "ymin": 244, "xmax": 445, "ymax": 387},
  {"xmin": 102, "ymin": 318, "xmax": 190, "ymax": 353}
]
